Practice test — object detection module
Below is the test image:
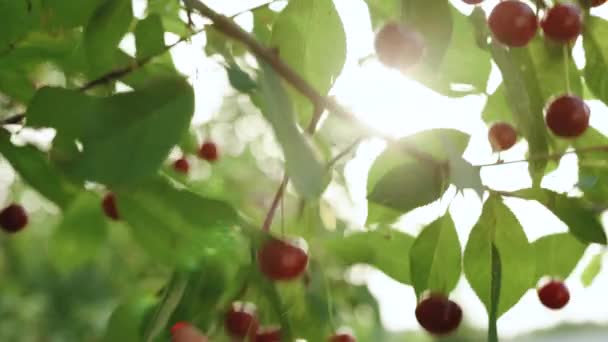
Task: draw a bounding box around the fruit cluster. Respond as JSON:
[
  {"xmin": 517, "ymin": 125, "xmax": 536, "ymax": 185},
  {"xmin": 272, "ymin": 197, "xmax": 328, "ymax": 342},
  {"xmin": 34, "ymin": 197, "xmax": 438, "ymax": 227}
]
[
  {"xmin": 222, "ymin": 300, "xmax": 355, "ymax": 341},
  {"xmin": 172, "ymin": 141, "xmax": 220, "ymax": 176}
]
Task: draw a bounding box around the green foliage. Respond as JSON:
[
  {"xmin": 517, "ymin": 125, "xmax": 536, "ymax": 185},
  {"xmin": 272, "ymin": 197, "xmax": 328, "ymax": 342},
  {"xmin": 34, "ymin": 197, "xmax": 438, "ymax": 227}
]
[
  {"xmin": 270, "ymin": 0, "xmax": 346, "ymax": 122},
  {"xmin": 84, "ymin": 0, "xmax": 133, "ymax": 77},
  {"xmin": 325, "ymin": 228, "xmax": 415, "ymax": 285},
  {"xmin": 49, "ymin": 192, "xmax": 109, "ymax": 273},
  {"xmin": 464, "ymin": 195, "xmax": 534, "ymax": 317},
  {"xmin": 1, "ymin": 0, "xmax": 608, "ymax": 340},
  {"xmin": 115, "ymin": 177, "xmax": 242, "ymax": 270},
  {"xmin": 26, "ymin": 77, "xmax": 194, "ymax": 186},
  {"xmin": 532, "ymin": 233, "xmax": 587, "ymax": 282},
  {"xmin": 410, "ymin": 214, "xmax": 461, "ymax": 298},
  {"xmin": 366, "ymin": 129, "xmax": 469, "ymax": 224},
  {"xmin": 256, "ymin": 62, "xmax": 328, "ymax": 199},
  {"xmin": 516, "ymin": 188, "xmax": 607, "ymax": 245}
]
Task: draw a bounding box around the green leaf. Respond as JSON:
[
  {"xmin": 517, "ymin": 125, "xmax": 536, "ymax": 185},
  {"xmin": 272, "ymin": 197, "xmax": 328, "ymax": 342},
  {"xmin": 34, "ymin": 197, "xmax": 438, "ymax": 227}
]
[
  {"xmin": 532, "ymin": 233, "xmax": 587, "ymax": 283},
  {"xmin": 103, "ymin": 296, "xmax": 157, "ymax": 342},
  {"xmin": 583, "ymin": 16, "xmax": 608, "ymax": 105},
  {"xmin": 226, "ymin": 63, "xmax": 257, "ymax": 93},
  {"xmin": 0, "ymin": 1, "xmax": 38, "ymax": 50},
  {"xmin": 26, "ymin": 77, "xmax": 194, "ymax": 186},
  {"xmin": 270, "ymin": 0, "xmax": 346, "ymax": 122},
  {"xmin": 490, "ymin": 42, "xmax": 549, "ymax": 186},
  {"xmin": 483, "ymin": 84, "xmax": 512, "ymax": 125},
  {"xmin": 410, "ymin": 214, "xmax": 461, "ymax": 297},
  {"xmin": 410, "ymin": 7, "xmax": 490, "ymax": 96},
  {"xmin": 49, "ymin": 192, "xmax": 109, "ymax": 273},
  {"xmin": 581, "ymin": 252, "xmax": 603, "ymax": 288},
  {"xmin": 43, "ymin": 0, "xmax": 104, "ymax": 29},
  {"xmin": 443, "ymin": 137, "xmax": 483, "ymax": 197},
  {"xmin": 0, "ymin": 131, "xmax": 77, "ymax": 208},
  {"xmin": 325, "ymin": 228, "xmax": 415, "ymax": 285},
  {"xmin": 135, "ymin": 14, "xmax": 167, "ymax": 60},
  {"xmin": 366, "ymin": 129, "xmax": 469, "ymax": 224},
  {"xmin": 402, "ymin": 0, "xmax": 453, "ymax": 67},
  {"xmin": 147, "ymin": 0, "xmax": 188, "ymax": 35},
  {"xmin": 464, "ymin": 195, "xmax": 534, "ymax": 317},
  {"xmin": 364, "ymin": 0, "xmax": 400, "ymax": 29},
  {"xmin": 574, "ymin": 128, "xmax": 608, "ymax": 203},
  {"xmin": 84, "ymin": 0, "xmax": 133, "ymax": 77},
  {"xmin": 488, "ymin": 244, "xmax": 501, "ymax": 342},
  {"xmin": 515, "ymin": 188, "xmax": 607, "ymax": 245},
  {"xmin": 256, "ymin": 62, "xmax": 327, "ymax": 199},
  {"xmin": 252, "ymin": 5, "xmax": 277, "ymax": 44},
  {"xmin": 115, "ymin": 177, "xmax": 240, "ymax": 269}
]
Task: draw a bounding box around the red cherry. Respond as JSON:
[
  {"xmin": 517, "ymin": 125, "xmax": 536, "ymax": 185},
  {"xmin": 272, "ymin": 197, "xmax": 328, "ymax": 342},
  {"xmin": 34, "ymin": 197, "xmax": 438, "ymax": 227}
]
[
  {"xmin": 541, "ymin": 4, "xmax": 583, "ymax": 43},
  {"xmin": 0, "ymin": 203, "xmax": 28, "ymax": 233},
  {"xmin": 329, "ymin": 333, "xmax": 356, "ymax": 342},
  {"xmin": 171, "ymin": 322, "xmax": 191, "ymax": 335},
  {"xmin": 415, "ymin": 294, "xmax": 462, "ymax": 335},
  {"xmin": 374, "ymin": 22, "xmax": 425, "ymax": 71},
  {"xmin": 173, "ymin": 157, "xmax": 190, "ymax": 174},
  {"xmin": 225, "ymin": 302, "xmax": 258, "ymax": 340},
  {"xmin": 462, "ymin": 0, "xmax": 484, "ymax": 4},
  {"xmin": 102, "ymin": 193, "xmax": 120, "ymax": 221},
  {"xmin": 488, "ymin": 1, "xmax": 538, "ymax": 47},
  {"xmin": 257, "ymin": 238, "xmax": 308, "ymax": 281},
  {"xmin": 256, "ymin": 326, "xmax": 281, "ymax": 342},
  {"xmin": 545, "ymin": 95, "xmax": 590, "ymax": 138},
  {"xmin": 538, "ymin": 280, "xmax": 570, "ymax": 310},
  {"xmin": 592, "ymin": 0, "xmax": 607, "ymax": 7},
  {"xmin": 488, "ymin": 122, "xmax": 517, "ymax": 151},
  {"xmin": 198, "ymin": 142, "xmax": 219, "ymax": 162}
]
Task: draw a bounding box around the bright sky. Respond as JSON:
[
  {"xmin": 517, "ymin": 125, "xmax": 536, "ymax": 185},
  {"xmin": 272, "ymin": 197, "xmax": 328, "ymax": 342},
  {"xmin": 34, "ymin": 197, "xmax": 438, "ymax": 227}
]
[{"xmin": 158, "ymin": 0, "xmax": 608, "ymax": 339}]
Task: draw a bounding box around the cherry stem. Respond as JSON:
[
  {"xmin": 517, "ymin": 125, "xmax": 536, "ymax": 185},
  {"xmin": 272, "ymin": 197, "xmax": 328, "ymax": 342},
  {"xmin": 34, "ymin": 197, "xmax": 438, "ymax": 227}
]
[
  {"xmin": 477, "ymin": 144, "xmax": 608, "ymax": 168},
  {"xmin": 563, "ymin": 44, "xmax": 572, "ymax": 94},
  {"xmin": 261, "ymin": 175, "xmax": 288, "ymax": 232}
]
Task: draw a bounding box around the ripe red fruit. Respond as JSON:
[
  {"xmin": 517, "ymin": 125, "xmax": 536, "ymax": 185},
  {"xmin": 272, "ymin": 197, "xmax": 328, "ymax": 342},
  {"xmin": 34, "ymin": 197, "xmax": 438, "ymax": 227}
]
[
  {"xmin": 198, "ymin": 142, "xmax": 218, "ymax": 162},
  {"xmin": 415, "ymin": 294, "xmax": 462, "ymax": 335},
  {"xmin": 329, "ymin": 333, "xmax": 356, "ymax": 342},
  {"xmin": 592, "ymin": 0, "xmax": 607, "ymax": 7},
  {"xmin": 541, "ymin": 4, "xmax": 583, "ymax": 42},
  {"xmin": 374, "ymin": 22, "xmax": 425, "ymax": 71},
  {"xmin": 170, "ymin": 322, "xmax": 208, "ymax": 342},
  {"xmin": 0, "ymin": 203, "xmax": 28, "ymax": 233},
  {"xmin": 463, "ymin": 0, "xmax": 484, "ymax": 4},
  {"xmin": 489, "ymin": 1, "xmax": 538, "ymax": 47},
  {"xmin": 545, "ymin": 95, "xmax": 590, "ymax": 138},
  {"xmin": 171, "ymin": 322, "xmax": 191, "ymax": 335},
  {"xmin": 488, "ymin": 122, "xmax": 517, "ymax": 151},
  {"xmin": 256, "ymin": 326, "xmax": 281, "ymax": 342},
  {"xmin": 538, "ymin": 280, "xmax": 570, "ymax": 310},
  {"xmin": 102, "ymin": 193, "xmax": 120, "ymax": 220},
  {"xmin": 173, "ymin": 157, "xmax": 190, "ymax": 174},
  {"xmin": 257, "ymin": 238, "xmax": 308, "ymax": 281},
  {"xmin": 225, "ymin": 302, "xmax": 258, "ymax": 340}
]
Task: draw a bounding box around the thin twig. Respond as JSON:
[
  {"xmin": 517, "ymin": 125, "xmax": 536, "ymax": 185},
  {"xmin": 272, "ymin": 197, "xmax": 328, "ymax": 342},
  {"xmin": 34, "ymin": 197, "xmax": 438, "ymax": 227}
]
[
  {"xmin": 477, "ymin": 144, "xmax": 608, "ymax": 168},
  {"xmin": 261, "ymin": 175, "xmax": 289, "ymax": 232}
]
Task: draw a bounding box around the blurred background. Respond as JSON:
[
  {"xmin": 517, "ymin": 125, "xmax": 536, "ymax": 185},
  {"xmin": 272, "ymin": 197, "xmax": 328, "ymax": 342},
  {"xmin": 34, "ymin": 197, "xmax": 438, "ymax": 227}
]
[{"xmin": 1, "ymin": 0, "xmax": 608, "ymax": 341}]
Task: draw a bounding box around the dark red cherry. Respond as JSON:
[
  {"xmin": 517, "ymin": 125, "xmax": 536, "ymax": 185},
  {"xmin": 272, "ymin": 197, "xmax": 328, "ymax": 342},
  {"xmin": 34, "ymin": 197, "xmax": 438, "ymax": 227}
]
[
  {"xmin": 198, "ymin": 141, "xmax": 219, "ymax": 162},
  {"xmin": 257, "ymin": 238, "xmax": 308, "ymax": 281},
  {"xmin": 541, "ymin": 4, "xmax": 583, "ymax": 42},
  {"xmin": 102, "ymin": 193, "xmax": 119, "ymax": 220},
  {"xmin": 489, "ymin": 1, "xmax": 538, "ymax": 47},
  {"xmin": 329, "ymin": 332, "xmax": 356, "ymax": 342},
  {"xmin": 225, "ymin": 302, "xmax": 258, "ymax": 340},
  {"xmin": 374, "ymin": 22, "xmax": 425, "ymax": 71},
  {"xmin": 538, "ymin": 280, "xmax": 570, "ymax": 310},
  {"xmin": 173, "ymin": 157, "xmax": 190, "ymax": 174},
  {"xmin": 0, "ymin": 203, "xmax": 28, "ymax": 233},
  {"xmin": 171, "ymin": 322, "xmax": 191, "ymax": 335},
  {"xmin": 256, "ymin": 326, "xmax": 281, "ymax": 342},
  {"xmin": 592, "ymin": 0, "xmax": 607, "ymax": 7},
  {"xmin": 463, "ymin": 0, "xmax": 484, "ymax": 4},
  {"xmin": 545, "ymin": 95, "xmax": 589, "ymax": 138},
  {"xmin": 415, "ymin": 294, "xmax": 462, "ymax": 335},
  {"xmin": 488, "ymin": 122, "xmax": 517, "ymax": 151}
]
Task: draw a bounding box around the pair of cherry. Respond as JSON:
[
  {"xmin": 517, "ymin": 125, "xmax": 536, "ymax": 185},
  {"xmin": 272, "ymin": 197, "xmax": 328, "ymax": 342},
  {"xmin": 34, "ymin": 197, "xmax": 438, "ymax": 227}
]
[{"xmin": 173, "ymin": 141, "xmax": 220, "ymax": 175}]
